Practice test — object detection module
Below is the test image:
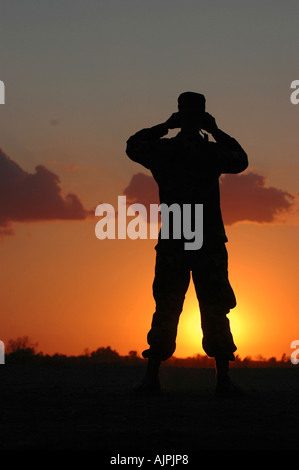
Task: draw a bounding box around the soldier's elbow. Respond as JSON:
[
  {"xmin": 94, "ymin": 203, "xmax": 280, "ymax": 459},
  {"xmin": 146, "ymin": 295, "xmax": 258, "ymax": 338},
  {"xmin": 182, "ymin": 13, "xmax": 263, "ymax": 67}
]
[{"xmin": 240, "ymin": 152, "xmax": 249, "ymax": 172}]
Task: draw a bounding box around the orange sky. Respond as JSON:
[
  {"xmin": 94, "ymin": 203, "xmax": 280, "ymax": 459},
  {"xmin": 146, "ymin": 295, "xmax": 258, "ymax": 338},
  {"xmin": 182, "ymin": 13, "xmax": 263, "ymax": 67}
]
[
  {"xmin": 1, "ymin": 216, "xmax": 298, "ymax": 360},
  {"xmin": 1, "ymin": 2, "xmax": 299, "ymax": 361}
]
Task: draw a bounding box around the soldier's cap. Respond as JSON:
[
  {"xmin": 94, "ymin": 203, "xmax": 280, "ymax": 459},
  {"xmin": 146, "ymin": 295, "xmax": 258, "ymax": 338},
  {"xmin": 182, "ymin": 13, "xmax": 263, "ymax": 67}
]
[{"xmin": 178, "ymin": 92, "xmax": 206, "ymax": 112}]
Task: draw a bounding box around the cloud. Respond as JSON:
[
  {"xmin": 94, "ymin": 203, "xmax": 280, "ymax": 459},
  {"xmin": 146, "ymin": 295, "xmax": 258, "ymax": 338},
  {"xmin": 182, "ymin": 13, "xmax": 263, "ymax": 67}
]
[
  {"xmin": 0, "ymin": 148, "xmax": 91, "ymax": 236},
  {"xmin": 220, "ymin": 172, "xmax": 295, "ymax": 224},
  {"xmin": 123, "ymin": 171, "xmax": 296, "ymax": 225},
  {"xmin": 123, "ymin": 173, "xmax": 159, "ymax": 208}
]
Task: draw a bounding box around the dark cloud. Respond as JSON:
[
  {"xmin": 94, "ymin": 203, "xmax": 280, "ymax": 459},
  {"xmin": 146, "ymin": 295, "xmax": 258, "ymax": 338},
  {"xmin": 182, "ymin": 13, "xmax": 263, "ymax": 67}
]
[
  {"xmin": 0, "ymin": 148, "xmax": 91, "ymax": 236},
  {"xmin": 123, "ymin": 173, "xmax": 159, "ymax": 208},
  {"xmin": 123, "ymin": 171, "xmax": 295, "ymax": 225},
  {"xmin": 220, "ymin": 172, "xmax": 294, "ymax": 225}
]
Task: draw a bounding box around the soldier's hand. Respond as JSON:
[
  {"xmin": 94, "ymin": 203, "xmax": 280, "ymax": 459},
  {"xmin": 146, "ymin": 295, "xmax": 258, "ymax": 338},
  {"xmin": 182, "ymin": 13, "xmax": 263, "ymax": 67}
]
[
  {"xmin": 165, "ymin": 112, "xmax": 181, "ymax": 129},
  {"xmin": 202, "ymin": 112, "xmax": 218, "ymax": 134}
]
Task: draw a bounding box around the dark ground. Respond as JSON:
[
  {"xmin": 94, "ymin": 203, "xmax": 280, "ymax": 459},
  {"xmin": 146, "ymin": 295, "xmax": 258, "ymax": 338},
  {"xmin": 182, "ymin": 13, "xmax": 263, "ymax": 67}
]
[{"xmin": 0, "ymin": 363, "xmax": 298, "ymax": 454}]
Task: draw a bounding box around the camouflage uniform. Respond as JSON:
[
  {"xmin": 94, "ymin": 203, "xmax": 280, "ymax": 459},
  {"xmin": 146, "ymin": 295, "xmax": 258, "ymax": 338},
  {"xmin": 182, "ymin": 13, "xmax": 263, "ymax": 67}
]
[
  {"xmin": 126, "ymin": 117, "xmax": 248, "ymax": 361},
  {"xmin": 147, "ymin": 243, "xmax": 237, "ymax": 361}
]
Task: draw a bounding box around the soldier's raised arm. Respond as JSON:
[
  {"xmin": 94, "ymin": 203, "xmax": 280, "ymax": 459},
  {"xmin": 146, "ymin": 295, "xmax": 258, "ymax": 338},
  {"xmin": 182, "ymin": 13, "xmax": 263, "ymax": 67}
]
[
  {"xmin": 203, "ymin": 113, "xmax": 248, "ymax": 174},
  {"xmin": 126, "ymin": 113, "xmax": 180, "ymax": 169}
]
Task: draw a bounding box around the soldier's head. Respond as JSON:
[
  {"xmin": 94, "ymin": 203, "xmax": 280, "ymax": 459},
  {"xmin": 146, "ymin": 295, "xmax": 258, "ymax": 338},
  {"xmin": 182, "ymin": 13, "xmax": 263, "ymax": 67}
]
[{"xmin": 178, "ymin": 92, "xmax": 206, "ymax": 132}]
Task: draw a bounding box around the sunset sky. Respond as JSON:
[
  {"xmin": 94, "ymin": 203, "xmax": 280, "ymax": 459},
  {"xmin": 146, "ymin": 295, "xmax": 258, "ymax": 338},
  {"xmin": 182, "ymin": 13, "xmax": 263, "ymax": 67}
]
[{"xmin": 1, "ymin": 1, "xmax": 298, "ymax": 360}]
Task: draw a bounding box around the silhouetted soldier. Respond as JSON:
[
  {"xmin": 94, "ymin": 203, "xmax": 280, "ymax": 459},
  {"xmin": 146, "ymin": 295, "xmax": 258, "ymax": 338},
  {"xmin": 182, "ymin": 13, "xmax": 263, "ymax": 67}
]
[{"xmin": 126, "ymin": 92, "xmax": 248, "ymax": 397}]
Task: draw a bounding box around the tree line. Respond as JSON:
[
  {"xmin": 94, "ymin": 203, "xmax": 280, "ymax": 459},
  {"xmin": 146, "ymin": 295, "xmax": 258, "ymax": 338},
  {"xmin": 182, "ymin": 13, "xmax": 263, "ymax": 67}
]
[{"xmin": 4, "ymin": 336, "xmax": 294, "ymax": 367}]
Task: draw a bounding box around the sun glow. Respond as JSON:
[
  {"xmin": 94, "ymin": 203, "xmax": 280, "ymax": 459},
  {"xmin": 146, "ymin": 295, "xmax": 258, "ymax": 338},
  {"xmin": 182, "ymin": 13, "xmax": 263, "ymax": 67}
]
[
  {"xmin": 175, "ymin": 297, "xmax": 204, "ymax": 357},
  {"xmin": 175, "ymin": 293, "xmax": 256, "ymax": 359}
]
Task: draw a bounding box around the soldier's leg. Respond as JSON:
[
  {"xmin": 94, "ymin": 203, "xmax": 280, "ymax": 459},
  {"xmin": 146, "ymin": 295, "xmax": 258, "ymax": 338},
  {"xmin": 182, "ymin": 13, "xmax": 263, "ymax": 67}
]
[
  {"xmin": 134, "ymin": 249, "xmax": 190, "ymax": 395},
  {"xmin": 191, "ymin": 245, "xmax": 237, "ymax": 360},
  {"xmin": 143, "ymin": 248, "xmax": 191, "ymax": 363},
  {"xmin": 191, "ymin": 245, "xmax": 240, "ymax": 395}
]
